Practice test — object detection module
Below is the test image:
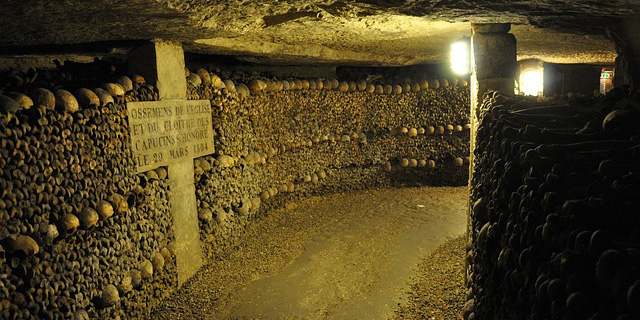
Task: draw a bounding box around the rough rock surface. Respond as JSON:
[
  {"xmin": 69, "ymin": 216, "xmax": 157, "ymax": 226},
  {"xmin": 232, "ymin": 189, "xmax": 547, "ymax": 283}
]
[{"xmin": 1, "ymin": 0, "xmax": 635, "ymax": 65}]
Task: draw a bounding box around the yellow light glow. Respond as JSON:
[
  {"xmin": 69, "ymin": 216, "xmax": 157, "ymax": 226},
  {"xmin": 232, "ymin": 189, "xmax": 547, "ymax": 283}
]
[
  {"xmin": 450, "ymin": 40, "xmax": 470, "ymax": 75},
  {"xmin": 519, "ymin": 69, "xmax": 544, "ymax": 96}
]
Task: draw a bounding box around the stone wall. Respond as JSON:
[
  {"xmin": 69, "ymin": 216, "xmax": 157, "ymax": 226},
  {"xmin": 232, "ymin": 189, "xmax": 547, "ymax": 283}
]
[
  {"xmin": 185, "ymin": 69, "xmax": 470, "ymax": 259},
  {"xmin": 468, "ymin": 88, "xmax": 640, "ymax": 320}
]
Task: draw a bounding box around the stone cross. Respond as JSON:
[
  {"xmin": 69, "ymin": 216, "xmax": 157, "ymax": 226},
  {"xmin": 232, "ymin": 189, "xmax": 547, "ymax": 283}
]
[{"xmin": 127, "ymin": 40, "xmax": 207, "ymax": 286}]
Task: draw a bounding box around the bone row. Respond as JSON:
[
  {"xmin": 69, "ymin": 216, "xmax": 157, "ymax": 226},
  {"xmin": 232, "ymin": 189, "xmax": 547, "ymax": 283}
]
[
  {"xmin": 186, "ymin": 67, "xmax": 469, "ymax": 98},
  {"xmin": 0, "ymin": 75, "xmax": 150, "ymax": 114}
]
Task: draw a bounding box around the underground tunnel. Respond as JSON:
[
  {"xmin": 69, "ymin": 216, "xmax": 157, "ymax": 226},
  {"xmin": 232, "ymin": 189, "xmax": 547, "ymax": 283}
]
[{"xmin": 1, "ymin": 1, "xmax": 640, "ymax": 320}]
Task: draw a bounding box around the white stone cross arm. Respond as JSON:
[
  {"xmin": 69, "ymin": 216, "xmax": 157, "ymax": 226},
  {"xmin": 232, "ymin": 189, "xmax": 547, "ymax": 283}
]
[{"xmin": 126, "ymin": 99, "xmax": 215, "ymax": 173}]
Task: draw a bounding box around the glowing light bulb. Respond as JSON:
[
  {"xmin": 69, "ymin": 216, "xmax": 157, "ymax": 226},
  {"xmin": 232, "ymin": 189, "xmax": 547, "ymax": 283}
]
[
  {"xmin": 450, "ymin": 40, "xmax": 470, "ymax": 75},
  {"xmin": 519, "ymin": 69, "xmax": 544, "ymax": 96}
]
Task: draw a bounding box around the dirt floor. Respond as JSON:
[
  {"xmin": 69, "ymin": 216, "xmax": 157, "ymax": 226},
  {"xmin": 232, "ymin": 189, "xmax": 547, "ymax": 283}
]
[
  {"xmin": 393, "ymin": 236, "xmax": 466, "ymax": 320},
  {"xmin": 150, "ymin": 187, "xmax": 467, "ymax": 320}
]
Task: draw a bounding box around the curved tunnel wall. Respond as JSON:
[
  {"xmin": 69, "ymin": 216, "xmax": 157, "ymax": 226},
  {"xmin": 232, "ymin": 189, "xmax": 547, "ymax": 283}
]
[
  {"xmin": 186, "ymin": 73, "xmax": 471, "ymax": 258},
  {"xmin": 0, "ymin": 62, "xmax": 470, "ymax": 319}
]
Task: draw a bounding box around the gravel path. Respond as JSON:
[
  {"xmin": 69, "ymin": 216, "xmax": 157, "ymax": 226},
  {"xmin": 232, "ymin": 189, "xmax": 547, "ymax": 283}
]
[
  {"xmin": 393, "ymin": 236, "xmax": 466, "ymax": 320},
  {"xmin": 150, "ymin": 187, "xmax": 467, "ymax": 320}
]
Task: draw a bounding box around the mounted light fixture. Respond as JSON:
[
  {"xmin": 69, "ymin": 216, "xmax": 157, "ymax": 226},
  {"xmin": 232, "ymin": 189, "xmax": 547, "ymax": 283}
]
[
  {"xmin": 519, "ymin": 68, "xmax": 544, "ymax": 96},
  {"xmin": 517, "ymin": 59, "xmax": 545, "ymax": 96},
  {"xmin": 450, "ymin": 37, "xmax": 471, "ymax": 75}
]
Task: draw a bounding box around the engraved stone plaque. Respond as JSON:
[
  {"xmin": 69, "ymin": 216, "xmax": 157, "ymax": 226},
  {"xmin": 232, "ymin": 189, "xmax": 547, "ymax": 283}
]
[{"xmin": 126, "ymin": 99, "xmax": 214, "ymax": 173}]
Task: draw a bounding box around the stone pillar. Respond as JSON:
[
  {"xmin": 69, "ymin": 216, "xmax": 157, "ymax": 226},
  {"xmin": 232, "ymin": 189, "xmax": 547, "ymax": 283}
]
[
  {"xmin": 128, "ymin": 40, "xmax": 188, "ymax": 100},
  {"xmin": 608, "ymin": 20, "xmax": 640, "ymax": 89},
  {"xmin": 168, "ymin": 160, "xmax": 203, "ymax": 286},
  {"xmin": 128, "ymin": 40, "xmax": 203, "ymax": 286},
  {"xmin": 470, "ymin": 23, "xmax": 516, "ymax": 118},
  {"xmin": 467, "ymin": 23, "xmax": 516, "ymax": 282}
]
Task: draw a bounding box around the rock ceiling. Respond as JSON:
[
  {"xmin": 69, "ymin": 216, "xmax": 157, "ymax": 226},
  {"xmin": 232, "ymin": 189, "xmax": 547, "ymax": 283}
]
[{"xmin": 1, "ymin": 0, "xmax": 639, "ymax": 66}]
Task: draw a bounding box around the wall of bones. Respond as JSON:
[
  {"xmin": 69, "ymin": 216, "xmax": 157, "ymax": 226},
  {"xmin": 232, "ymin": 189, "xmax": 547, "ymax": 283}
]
[
  {"xmin": 185, "ymin": 68, "xmax": 471, "ymax": 258},
  {"xmin": 0, "ymin": 60, "xmax": 470, "ymax": 319},
  {"xmin": 0, "ymin": 64, "xmax": 177, "ymax": 320},
  {"xmin": 468, "ymin": 88, "xmax": 640, "ymax": 320}
]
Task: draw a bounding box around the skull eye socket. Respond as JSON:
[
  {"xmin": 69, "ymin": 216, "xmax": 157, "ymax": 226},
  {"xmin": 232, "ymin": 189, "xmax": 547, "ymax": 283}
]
[
  {"xmin": 66, "ymin": 227, "xmax": 77, "ymax": 235},
  {"xmin": 14, "ymin": 250, "xmax": 26, "ymax": 259},
  {"xmin": 126, "ymin": 193, "xmax": 136, "ymax": 207}
]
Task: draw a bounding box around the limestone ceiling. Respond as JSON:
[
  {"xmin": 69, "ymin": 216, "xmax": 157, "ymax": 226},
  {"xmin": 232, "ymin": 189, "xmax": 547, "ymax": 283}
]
[{"xmin": 1, "ymin": 0, "xmax": 638, "ymax": 66}]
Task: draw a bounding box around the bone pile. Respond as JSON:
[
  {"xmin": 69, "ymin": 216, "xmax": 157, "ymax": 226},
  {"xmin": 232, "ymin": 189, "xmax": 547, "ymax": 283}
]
[
  {"xmin": 468, "ymin": 88, "xmax": 640, "ymax": 320},
  {"xmin": 0, "ymin": 62, "xmax": 176, "ymax": 320},
  {"xmin": 186, "ymin": 67, "xmax": 471, "ymax": 259}
]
